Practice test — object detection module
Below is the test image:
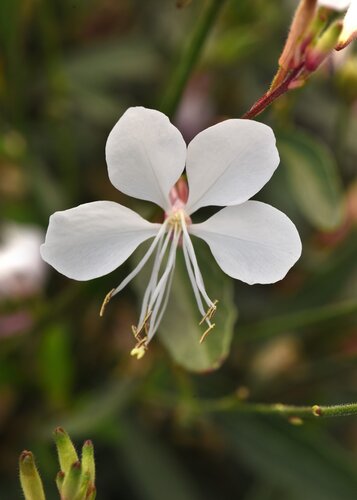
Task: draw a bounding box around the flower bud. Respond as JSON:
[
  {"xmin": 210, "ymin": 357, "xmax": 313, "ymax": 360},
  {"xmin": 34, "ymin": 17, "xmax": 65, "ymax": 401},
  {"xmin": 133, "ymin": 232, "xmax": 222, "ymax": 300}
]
[
  {"xmin": 81, "ymin": 440, "xmax": 95, "ymax": 484},
  {"xmin": 55, "ymin": 471, "xmax": 65, "ymax": 493},
  {"xmin": 279, "ymin": 0, "xmax": 318, "ymax": 70},
  {"xmin": 61, "ymin": 460, "xmax": 82, "ymax": 498},
  {"xmin": 53, "ymin": 427, "xmax": 79, "ymax": 475},
  {"xmin": 305, "ymin": 20, "xmax": 343, "ymax": 70},
  {"xmin": 336, "ymin": 0, "xmax": 357, "ymax": 50},
  {"xmin": 19, "ymin": 451, "xmax": 46, "ymax": 500}
]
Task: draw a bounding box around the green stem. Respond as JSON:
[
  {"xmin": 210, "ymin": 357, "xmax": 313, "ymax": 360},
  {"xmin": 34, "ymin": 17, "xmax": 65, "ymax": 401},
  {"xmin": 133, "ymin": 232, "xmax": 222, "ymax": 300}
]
[
  {"xmin": 195, "ymin": 399, "xmax": 357, "ymax": 419},
  {"xmin": 148, "ymin": 394, "xmax": 357, "ymax": 419},
  {"xmin": 237, "ymin": 299, "xmax": 357, "ymax": 342},
  {"xmin": 160, "ymin": 0, "xmax": 225, "ymax": 117}
]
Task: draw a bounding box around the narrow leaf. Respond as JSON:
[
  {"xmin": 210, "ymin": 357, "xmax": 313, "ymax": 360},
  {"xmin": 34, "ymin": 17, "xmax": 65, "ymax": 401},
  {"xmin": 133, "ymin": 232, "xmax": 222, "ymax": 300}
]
[{"xmin": 278, "ymin": 129, "xmax": 344, "ymax": 230}]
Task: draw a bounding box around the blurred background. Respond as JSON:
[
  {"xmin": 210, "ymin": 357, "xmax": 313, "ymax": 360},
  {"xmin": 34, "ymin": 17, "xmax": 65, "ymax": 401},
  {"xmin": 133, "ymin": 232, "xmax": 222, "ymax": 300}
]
[{"xmin": 1, "ymin": 0, "xmax": 357, "ymax": 498}]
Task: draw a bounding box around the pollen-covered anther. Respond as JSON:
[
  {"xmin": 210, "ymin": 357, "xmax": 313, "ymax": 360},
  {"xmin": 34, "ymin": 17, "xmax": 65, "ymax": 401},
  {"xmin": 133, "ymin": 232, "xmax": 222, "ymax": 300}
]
[
  {"xmin": 130, "ymin": 330, "xmax": 148, "ymax": 359},
  {"xmin": 130, "ymin": 310, "xmax": 152, "ymax": 359},
  {"xmin": 99, "ymin": 288, "xmax": 115, "ymax": 317},
  {"xmin": 130, "ymin": 343, "xmax": 147, "ymax": 360},
  {"xmin": 199, "ymin": 323, "xmax": 216, "ymax": 344},
  {"xmin": 199, "ymin": 300, "xmax": 218, "ymax": 326}
]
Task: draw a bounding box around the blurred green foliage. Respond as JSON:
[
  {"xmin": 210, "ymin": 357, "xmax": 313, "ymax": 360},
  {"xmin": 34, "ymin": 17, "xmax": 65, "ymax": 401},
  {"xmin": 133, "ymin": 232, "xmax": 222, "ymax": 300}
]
[{"xmin": 0, "ymin": 0, "xmax": 356, "ymax": 499}]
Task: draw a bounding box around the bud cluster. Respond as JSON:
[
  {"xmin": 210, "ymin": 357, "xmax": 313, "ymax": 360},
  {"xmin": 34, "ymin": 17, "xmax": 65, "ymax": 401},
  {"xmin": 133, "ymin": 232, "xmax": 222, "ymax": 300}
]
[
  {"xmin": 243, "ymin": 0, "xmax": 356, "ymax": 119},
  {"xmin": 271, "ymin": 3, "xmax": 344, "ymax": 91},
  {"xmin": 19, "ymin": 427, "xmax": 96, "ymax": 500}
]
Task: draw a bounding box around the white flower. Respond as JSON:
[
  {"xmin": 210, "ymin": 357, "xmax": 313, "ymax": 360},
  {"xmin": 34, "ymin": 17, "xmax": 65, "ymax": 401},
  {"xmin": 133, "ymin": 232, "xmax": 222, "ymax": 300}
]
[
  {"xmin": 0, "ymin": 222, "xmax": 47, "ymax": 299},
  {"xmin": 318, "ymin": 0, "xmax": 357, "ymax": 50},
  {"xmin": 40, "ymin": 107, "xmax": 301, "ymax": 358},
  {"xmin": 318, "ymin": 0, "xmax": 350, "ymax": 10}
]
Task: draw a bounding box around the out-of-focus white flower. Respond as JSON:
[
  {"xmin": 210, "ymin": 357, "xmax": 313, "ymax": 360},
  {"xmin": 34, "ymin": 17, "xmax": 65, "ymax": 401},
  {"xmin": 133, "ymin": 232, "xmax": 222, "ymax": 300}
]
[
  {"xmin": 41, "ymin": 107, "xmax": 301, "ymax": 358},
  {"xmin": 318, "ymin": 0, "xmax": 350, "ymax": 11},
  {"xmin": 319, "ymin": 0, "xmax": 357, "ymax": 49},
  {"xmin": 0, "ymin": 223, "xmax": 47, "ymax": 299}
]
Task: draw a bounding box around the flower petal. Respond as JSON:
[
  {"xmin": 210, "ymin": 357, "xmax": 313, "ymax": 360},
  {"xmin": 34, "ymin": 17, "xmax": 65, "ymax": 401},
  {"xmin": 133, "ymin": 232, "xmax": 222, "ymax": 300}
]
[
  {"xmin": 40, "ymin": 201, "xmax": 160, "ymax": 281},
  {"xmin": 318, "ymin": 0, "xmax": 350, "ymax": 11},
  {"xmin": 189, "ymin": 201, "xmax": 301, "ymax": 285},
  {"xmin": 185, "ymin": 119, "xmax": 279, "ymax": 215},
  {"xmin": 336, "ymin": 0, "xmax": 357, "ymax": 49},
  {"xmin": 106, "ymin": 107, "xmax": 186, "ymax": 210}
]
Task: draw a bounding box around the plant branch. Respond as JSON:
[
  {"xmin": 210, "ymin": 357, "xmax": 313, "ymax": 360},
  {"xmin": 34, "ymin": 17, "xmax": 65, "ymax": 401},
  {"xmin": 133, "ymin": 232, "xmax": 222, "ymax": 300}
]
[
  {"xmin": 195, "ymin": 399, "xmax": 357, "ymax": 419},
  {"xmin": 147, "ymin": 394, "xmax": 357, "ymax": 420},
  {"xmin": 160, "ymin": 0, "xmax": 226, "ymax": 118},
  {"xmin": 242, "ymin": 64, "xmax": 305, "ymax": 119}
]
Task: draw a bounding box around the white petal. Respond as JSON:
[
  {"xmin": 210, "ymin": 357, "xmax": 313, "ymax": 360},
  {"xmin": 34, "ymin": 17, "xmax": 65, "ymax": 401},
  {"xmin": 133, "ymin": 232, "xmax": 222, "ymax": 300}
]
[
  {"xmin": 318, "ymin": 0, "xmax": 350, "ymax": 11},
  {"xmin": 337, "ymin": 0, "xmax": 357, "ymax": 49},
  {"xmin": 106, "ymin": 107, "xmax": 186, "ymax": 210},
  {"xmin": 189, "ymin": 201, "xmax": 301, "ymax": 285},
  {"xmin": 185, "ymin": 119, "xmax": 280, "ymax": 215},
  {"xmin": 40, "ymin": 201, "xmax": 160, "ymax": 281}
]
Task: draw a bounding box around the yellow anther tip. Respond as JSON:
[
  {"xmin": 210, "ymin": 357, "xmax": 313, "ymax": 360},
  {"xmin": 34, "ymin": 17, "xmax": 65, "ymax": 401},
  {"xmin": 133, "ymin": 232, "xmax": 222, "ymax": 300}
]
[
  {"xmin": 130, "ymin": 346, "xmax": 146, "ymax": 360},
  {"xmin": 99, "ymin": 288, "xmax": 115, "ymax": 317}
]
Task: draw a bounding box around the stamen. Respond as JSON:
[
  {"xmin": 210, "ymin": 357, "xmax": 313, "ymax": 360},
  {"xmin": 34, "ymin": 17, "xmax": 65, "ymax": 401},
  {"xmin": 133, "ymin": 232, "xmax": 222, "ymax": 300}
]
[
  {"xmin": 147, "ymin": 226, "xmax": 180, "ymax": 340},
  {"xmin": 133, "ymin": 310, "xmax": 152, "ymax": 339},
  {"xmin": 148, "ymin": 226, "xmax": 180, "ymax": 311},
  {"xmin": 138, "ymin": 227, "xmax": 173, "ymax": 326},
  {"xmin": 150, "ymin": 263, "xmax": 175, "ymax": 335},
  {"xmin": 199, "ymin": 300, "xmax": 219, "ymax": 325},
  {"xmin": 130, "ymin": 313, "xmax": 151, "ymax": 360},
  {"xmin": 179, "ymin": 212, "xmax": 214, "ymax": 308},
  {"xmin": 182, "ymin": 240, "xmax": 206, "ymax": 317},
  {"xmin": 199, "ymin": 323, "xmax": 216, "ymax": 344},
  {"xmin": 99, "ymin": 288, "xmax": 115, "ymax": 317},
  {"xmin": 112, "ymin": 220, "xmax": 169, "ymax": 297}
]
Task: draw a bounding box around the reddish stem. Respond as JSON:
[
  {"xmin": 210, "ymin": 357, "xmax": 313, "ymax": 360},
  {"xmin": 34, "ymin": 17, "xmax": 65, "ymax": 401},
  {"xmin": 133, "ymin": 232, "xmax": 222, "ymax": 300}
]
[{"xmin": 242, "ymin": 63, "xmax": 304, "ymax": 119}]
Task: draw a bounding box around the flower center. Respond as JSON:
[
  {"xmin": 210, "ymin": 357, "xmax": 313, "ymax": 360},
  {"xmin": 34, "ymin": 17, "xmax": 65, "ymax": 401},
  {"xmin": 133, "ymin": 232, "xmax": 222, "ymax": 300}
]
[
  {"xmin": 166, "ymin": 207, "xmax": 191, "ymax": 229},
  {"xmin": 100, "ymin": 204, "xmax": 217, "ymax": 360}
]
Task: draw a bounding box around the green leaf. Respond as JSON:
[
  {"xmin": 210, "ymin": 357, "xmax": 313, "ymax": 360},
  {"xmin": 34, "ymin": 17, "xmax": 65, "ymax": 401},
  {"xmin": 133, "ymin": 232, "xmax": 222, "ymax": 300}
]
[
  {"xmin": 204, "ymin": 28, "xmax": 258, "ymax": 67},
  {"xmin": 278, "ymin": 129, "xmax": 344, "ymax": 230},
  {"xmin": 134, "ymin": 238, "xmax": 236, "ymax": 372},
  {"xmin": 38, "ymin": 324, "xmax": 73, "ymax": 409},
  {"xmin": 118, "ymin": 419, "xmax": 204, "ymax": 500},
  {"xmin": 224, "ymin": 415, "xmax": 357, "ymax": 500},
  {"xmin": 158, "ymin": 239, "xmax": 236, "ymax": 372},
  {"xmin": 64, "ymin": 39, "xmax": 162, "ymax": 89},
  {"xmin": 41, "ymin": 379, "xmax": 135, "ymax": 438}
]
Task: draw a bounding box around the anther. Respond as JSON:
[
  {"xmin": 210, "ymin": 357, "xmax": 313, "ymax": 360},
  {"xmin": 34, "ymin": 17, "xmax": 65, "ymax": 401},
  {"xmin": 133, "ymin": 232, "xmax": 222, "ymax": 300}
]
[
  {"xmin": 130, "ymin": 344, "xmax": 147, "ymax": 360},
  {"xmin": 99, "ymin": 288, "xmax": 115, "ymax": 317},
  {"xmin": 199, "ymin": 323, "xmax": 216, "ymax": 344},
  {"xmin": 130, "ymin": 333, "xmax": 148, "ymax": 360},
  {"xmin": 199, "ymin": 300, "xmax": 218, "ymax": 325}
]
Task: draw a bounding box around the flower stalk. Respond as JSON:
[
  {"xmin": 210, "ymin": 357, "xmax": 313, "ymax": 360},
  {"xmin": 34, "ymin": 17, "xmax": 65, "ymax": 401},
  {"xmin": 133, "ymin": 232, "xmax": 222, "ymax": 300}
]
[{"xmin": 147, "ymin": 393, "xmax": 357, "ymax": 420}]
